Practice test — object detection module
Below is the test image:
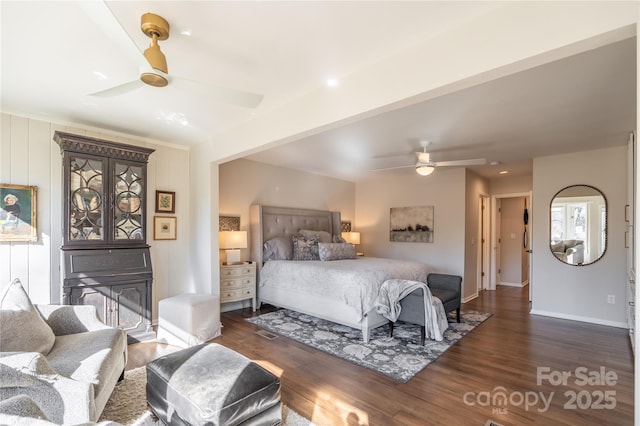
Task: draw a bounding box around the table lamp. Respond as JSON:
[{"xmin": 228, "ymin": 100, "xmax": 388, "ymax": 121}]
[{"xmin": 219, "ymin": 230, "xmax": 247, "ymax": 265}]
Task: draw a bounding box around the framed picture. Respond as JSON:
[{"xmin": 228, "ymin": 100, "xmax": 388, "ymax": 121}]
[
  {"xmin": 0, "ymin": 184, "xmax": 37, "ymax": 242},
  {"xmin": 153, "ymin": 216, "xmax": 177, "ymax": 240},
  {"xmin": 390, "ymin": 205, "xmax": 434, "ymax": 243},
  {"xmin": 219, "ymin": 215, "xmax": 240, "ymax": 231},
  {"xmin": 155, "ymin": 190, "xmax": 175, "ymax": 213}
]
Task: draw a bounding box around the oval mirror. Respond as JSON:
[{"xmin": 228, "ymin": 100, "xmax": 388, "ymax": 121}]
[{"xmin": 549, "ymin": 185, "xmax": 607, "ymax": 266}]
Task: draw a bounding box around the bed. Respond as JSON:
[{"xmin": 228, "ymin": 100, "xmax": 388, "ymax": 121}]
[{"xmin": 249, "ymin": 204, "xmax": 431, "ymax": 342}]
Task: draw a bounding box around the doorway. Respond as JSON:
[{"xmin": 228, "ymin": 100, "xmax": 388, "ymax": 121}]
[{"xmin": 490, "ymin": 192, "xmax": 532, "ymax": 292}]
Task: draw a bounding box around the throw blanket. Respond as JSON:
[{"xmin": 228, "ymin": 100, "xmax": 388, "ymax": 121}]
[{"xmin": 374, "ymin": 279, "xmax": 449, "ymax": 341}]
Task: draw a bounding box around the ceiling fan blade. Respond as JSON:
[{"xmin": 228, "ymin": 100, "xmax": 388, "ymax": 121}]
[
  {"xmin": 171, "ymin": 77, "xmax": 264, "ymax": 108},
  {"xmin": 372, "ymin": 164, "xmax": 415, "ymax": 172},
  {"xmin": 78, "ymin": 0, "xmax": 145, "ymax": 65},
  {"xmin": 433, "ymin": 158, "xmax": 487, "ymax": 167},
  {"xmin": 89, "ymin": 79, "xmax": 145, "ymax": 97}
]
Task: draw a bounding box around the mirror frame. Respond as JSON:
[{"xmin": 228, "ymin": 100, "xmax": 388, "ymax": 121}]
[{"xmin": 549, "ymin": 184, "xmax": 607, "ymax": 266}]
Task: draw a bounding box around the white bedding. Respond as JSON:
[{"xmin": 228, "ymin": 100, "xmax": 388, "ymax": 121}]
[{"xmin": 259, "ymin": 257, "xmax": 431, "ymax": 320}]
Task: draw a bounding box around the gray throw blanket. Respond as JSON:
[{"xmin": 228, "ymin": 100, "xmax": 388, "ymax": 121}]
[{"xmin": 374, "ymin": 279, "xmax": 449, "ymax": 341}]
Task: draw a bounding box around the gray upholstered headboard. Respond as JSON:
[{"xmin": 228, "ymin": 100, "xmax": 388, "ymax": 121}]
[{"xmin": 249, "ymin": 205, "xmax": 341, "ymax": 275}]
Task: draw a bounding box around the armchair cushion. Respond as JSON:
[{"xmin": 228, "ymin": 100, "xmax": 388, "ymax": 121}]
[{"xmin": 0, "ymin": 279, "xmax": 55, "ymax": 355}]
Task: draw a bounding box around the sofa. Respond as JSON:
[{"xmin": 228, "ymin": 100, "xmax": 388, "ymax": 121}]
[
  {"xmin": 551, "ymin": 239, "xmax": 584, "ymax": 264},
  {"xmin": 0, "ymin": 279, "xmax": 127, "ymax": 424}
]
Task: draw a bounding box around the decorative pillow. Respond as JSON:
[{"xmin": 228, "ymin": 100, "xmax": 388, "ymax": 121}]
[
  {"xmin": 0, "ymin": 279, "xmax": 56, "ymax": 355},
  {"xmin": 292, "ymin": 235, "xmax": 320, "ymax": 261},
  {"xmin": 550, "ymin": 241, "xmax": 565, "ymax": 253},
  {"xmin": 318, "ymin": 243, "xmax": 357, "ymax": 261},
  {"xmin": 298, "ymin": 229, "xmax": 332, "ymax": 243},
  {"xmin": 332, "ymin": 234, "xmax": 347, "ymax": 243},
  {"xmin": 263, "ymin": 236, "xmax": 293, "ymax": 261}
]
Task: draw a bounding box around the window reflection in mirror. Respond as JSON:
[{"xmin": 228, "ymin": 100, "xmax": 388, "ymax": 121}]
[{"xmin": 549, "ymin": 185, "xmax": 607, "ymax": 266}]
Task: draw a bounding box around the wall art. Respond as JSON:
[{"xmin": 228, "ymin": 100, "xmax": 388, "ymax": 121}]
[
  {"xmin": 390, "ymin": 205, "xmax": 434, "ymax": 243},
  {"xmin": 0, "ymin": 183, "xmax": 37, "ymax": 242}
]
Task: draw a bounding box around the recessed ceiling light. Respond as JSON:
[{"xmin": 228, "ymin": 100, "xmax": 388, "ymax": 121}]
[
  {"xmin": 499, "ymin": 170, "xmax": 508, "ymax": 174},
  {"xmin": 180, "ymin": 29, "xmax": 192, "ymax": 36},
  {"xmin": 326, "ymin": 78, "xmax": 338, "ymax": 87}
]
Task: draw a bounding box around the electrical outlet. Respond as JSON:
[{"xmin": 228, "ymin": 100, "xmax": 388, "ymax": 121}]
[{"xmin": 607, "ymin": 295, "xmax": 615, "ymax": 304}]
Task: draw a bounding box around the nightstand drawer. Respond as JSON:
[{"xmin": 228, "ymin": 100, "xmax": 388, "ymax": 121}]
[
  {"xmin": 221, "ymin": 277, "xmax": 254, "ymax": 289},
  {"xmin": 221, "ymin": 287, "xmax": 255, "ymax": 302},
  {"xmin": 221, "ymin": 266, "xmax": 254, "ymax": 277}
]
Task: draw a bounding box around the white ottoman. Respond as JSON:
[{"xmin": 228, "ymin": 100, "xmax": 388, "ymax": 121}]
[{"xmin": 157, "ymin": 293, "xmax": 220, "ymax": 348}]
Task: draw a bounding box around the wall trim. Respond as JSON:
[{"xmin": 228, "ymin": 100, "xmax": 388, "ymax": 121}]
[
  {"xmin": 498, "ymin": 281, "xmax": 527, "ymax": 288},
  {"xmin": 462, "ymin": 293, "xmax": 479, "ymax": 304},
  {"xmin": 530, "ymin": 309, "xmax": 628, "ymax": 329}
]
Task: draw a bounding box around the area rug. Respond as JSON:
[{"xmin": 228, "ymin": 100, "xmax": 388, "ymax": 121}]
[
  {"xmin": 99, "ymin": 367, "xmax": 314, "ymax": 426},
  {"xmin": 247, "ymin": 309, "xmax": 492, "ymax": 382}
]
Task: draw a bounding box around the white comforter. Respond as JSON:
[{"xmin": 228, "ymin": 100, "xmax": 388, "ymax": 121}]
[{"xmin": 259, "ymin": 257, "xmax": 430, "ymax": 320}]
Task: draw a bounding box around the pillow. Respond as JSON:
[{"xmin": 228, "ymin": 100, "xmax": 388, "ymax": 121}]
[
  {"xmin": 292, "ymin": 235, "xmax": 320, "ymax": 261},
  {"xmin": 318, "ymin": 243, "xmax": 357, "ymax": 261},
  {"xmin": 263, "ymin": 236, "xmax": 294, "ymax": 261},
  {"xmin": 550, "ymin": 241, "xmax": 565, "ymax": 253},
  {"xmin": 298, "ymin": 229, "xmax": 332, "ymax": 244},
  {"xmin": 0, "ymin": 279, "xmax": 56, "ymax": 355}
]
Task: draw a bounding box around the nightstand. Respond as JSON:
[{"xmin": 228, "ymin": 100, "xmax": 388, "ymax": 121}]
[{"xmin": 220, "ymin": 262, "xmax": 256, "ymax": 311}]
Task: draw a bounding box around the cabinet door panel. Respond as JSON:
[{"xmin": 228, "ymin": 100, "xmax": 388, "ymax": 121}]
[
  {"xmin": 112, "ymin": 282, "xmax": 145, "ymax": 332},
  {"xmin": 69, "ymin": 287, "xmax": 109, "ymax": 324}
]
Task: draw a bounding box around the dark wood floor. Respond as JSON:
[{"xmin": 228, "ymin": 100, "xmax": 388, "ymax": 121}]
[{"xmin": 128, "ymin": 286, "xmax": 634, "ymax": 425}]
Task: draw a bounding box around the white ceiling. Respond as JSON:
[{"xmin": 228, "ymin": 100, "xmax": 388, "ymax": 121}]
[{"xmin": 1, "ymin": 1, "xmax": 636, "ymax": 181}]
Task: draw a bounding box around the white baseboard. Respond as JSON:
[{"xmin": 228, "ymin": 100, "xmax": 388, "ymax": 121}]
[
  {"xmin": 498, "ymin": 281, "xmax": 526, "ymax": 288},
  {"xmin": 462, "ymin": 293, "xmax": 478, "ymax": 303},
  {"xmin": 529, "ymin": 309, "xmax": 628, "ymax": 329}
]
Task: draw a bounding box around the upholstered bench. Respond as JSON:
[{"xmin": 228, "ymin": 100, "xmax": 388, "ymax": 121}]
[
  {"xmin": 146, "ymin": 343, "xmax": 281, "ymax": 426},
  {"xmin": 388, "ymin": 273, "xmax": 462, "ymax": 345}
]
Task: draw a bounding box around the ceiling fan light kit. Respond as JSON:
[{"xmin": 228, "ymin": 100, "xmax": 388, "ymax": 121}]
[{"xmin": 416, "ymin": 165, "xmax": 435, "ymax": 176}]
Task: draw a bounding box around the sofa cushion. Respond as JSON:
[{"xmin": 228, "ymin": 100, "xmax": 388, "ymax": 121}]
[
  {"xmin": 0, "ymin": 279, "xmax": 55, "ymax": 355},
  {"xmin": 46, "ymin": 327, "xmax": 126, "ymax": 401}
]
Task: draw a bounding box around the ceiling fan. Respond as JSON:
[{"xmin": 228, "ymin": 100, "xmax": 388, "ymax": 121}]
[
  {"xmin": 374, "ymin": 141, "xmax": 486, "ymax": 176},
  {"xmin": 83, "ymin": 2, "xmax": 263, "ymax": 108}
]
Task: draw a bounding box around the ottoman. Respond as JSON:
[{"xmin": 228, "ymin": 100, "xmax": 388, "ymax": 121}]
[
  {"xmin": 146, "ymin": 343, "xmax": 281, "ymax": 426},
  {"xmin": 157, "ymin": 293, "xmax": 220, "ymax": 348}
]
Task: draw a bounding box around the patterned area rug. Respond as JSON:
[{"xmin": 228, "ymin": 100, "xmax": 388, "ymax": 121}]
[
  {"xmin": 99, "ymin": 366, "xmax": 313, "ymax": 425},
  {"xmin": 247, "ymin": 309, "xmax": 492, "ymax": 382}
]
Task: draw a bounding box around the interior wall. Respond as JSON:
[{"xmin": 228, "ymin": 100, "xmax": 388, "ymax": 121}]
[
  {"xmin": 355, "ymin": 168, "xmax": 466, "ymax": 282},
  {"xmin": 531, "ymin": 145, "xmax": 627, "ymax": 327},
  {"xmin": 464, "ymin": 170, "xmax": 490, "ymax": 301},
  {"xmin": 491, "ymin": 175, "xmax": 533, "ymax": 195},
  {"xmin": 0, "ymin": 113, "xmax": 191, "ymax": 324}
]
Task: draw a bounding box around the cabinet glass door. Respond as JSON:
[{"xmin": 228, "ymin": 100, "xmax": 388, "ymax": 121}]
[
  {"xmin": 113, "ymin": 162, "xmax": 144, "ymax": 241},
  {"xmin": 69, "ymin": 155, "xmax": 105, "ymax": 241}
]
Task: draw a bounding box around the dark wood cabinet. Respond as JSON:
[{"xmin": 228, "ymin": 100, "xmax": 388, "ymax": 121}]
[{"xmin": 54, "ymin": 132, "xmax": 155, "ymax": 342}]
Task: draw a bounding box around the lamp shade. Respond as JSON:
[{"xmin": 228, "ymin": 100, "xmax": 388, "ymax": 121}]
[
  {"xmin": 416, "ymin": 165, "xmax": 435, "ymax": 176},
  {"xmin": 341, "ymin": 231, "xmax": 361, "ymax": 245},
  {"xmin": 219, "ymin": 231, "xmax": 247, "ymax": 249}
]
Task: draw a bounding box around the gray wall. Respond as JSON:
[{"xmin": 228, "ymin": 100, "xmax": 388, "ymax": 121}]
[{"xmin": 531, "ymin": 146, "xmax": 627, "ymax": 327}]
